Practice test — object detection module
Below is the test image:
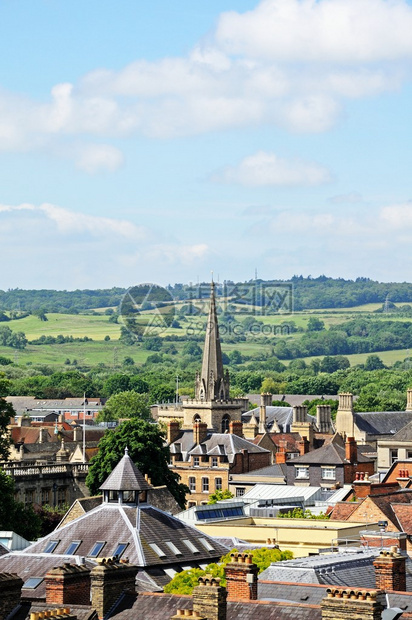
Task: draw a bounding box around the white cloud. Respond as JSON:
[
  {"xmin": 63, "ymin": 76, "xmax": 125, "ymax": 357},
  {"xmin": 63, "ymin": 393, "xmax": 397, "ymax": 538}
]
[
  {"xmin": 215, "ymin": 0, "xmax": 412, "ymax": 63},
  {"xmin": 0, "ymin": 202, "xmax": 147, "ymax": 240},
  {"xmin": 212, "ymin": 151, "xmax": 331, "ymax": 186},
  {"xmin": 75, "ymin": 144, "xmax": 124, "ymax": 173},
  {"xmin": 379, "ymin": 203, "xmax": 412, "ymax": 228},
  {"xmin": 0, "ymin": 0, "xmax": 412, "ymax": 159}
]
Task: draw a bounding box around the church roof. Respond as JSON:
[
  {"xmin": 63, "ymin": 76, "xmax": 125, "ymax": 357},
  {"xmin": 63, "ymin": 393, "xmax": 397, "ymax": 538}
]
[{"xmin": 99, "ymin": 449, "xmax": 151, "ymax": 492}]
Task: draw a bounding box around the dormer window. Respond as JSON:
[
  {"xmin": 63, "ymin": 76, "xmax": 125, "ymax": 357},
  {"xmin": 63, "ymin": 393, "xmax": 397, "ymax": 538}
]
[{"xmin": 122, "ymin": 490, "xmax": 136, "ymax": 503}]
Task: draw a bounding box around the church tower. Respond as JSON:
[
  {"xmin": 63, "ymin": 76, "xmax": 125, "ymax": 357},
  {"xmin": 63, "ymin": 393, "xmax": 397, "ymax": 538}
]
[{"xmin": 195, "ymin": 281, "xmax": 229, "ymax": 401}]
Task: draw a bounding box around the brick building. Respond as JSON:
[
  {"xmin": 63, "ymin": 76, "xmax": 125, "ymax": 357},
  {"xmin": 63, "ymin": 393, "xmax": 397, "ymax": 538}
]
[{"xmin": 168, "ymin": 420, "xmax": 271, "ymax": 506}]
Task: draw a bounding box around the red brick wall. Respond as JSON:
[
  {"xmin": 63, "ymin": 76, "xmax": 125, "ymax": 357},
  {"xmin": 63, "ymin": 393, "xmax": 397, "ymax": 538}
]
[{"xmin": 45, "ymin": 567, "xmax": 91, "ymax": 606}]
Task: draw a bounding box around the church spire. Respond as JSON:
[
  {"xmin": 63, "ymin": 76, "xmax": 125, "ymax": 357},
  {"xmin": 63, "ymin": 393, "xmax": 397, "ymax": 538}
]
[{"xmin": 196, "ymin": 281, "xmax": 229, "ymax": 401}]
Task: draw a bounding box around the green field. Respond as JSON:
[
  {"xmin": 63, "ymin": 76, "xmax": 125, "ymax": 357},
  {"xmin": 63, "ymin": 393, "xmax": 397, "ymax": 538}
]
[
  {"xmin": 1, "ymin": 302, "xmax": 412, "ymax": 369},
  {"xmin": 295, "ymin": 348, "xmax": 411, "ymax": 367}
]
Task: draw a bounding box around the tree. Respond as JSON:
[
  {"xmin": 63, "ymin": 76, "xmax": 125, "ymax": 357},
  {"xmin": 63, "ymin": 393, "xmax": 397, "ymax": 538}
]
[
  {"xmin": 0, "ymin": 398, "xmax": 13, "ymax": 459},
  {"xmin": 103, "ymin": 373, "xmax": 131, "ymax": 396},
  {"xmin": 260, "ymin": 377, "xmax": 277, "ymax": 393},
  {"xmin": 365, "ymin": 354, "xmax": 385, "ymax": 371},
  {"xmin": 307, "ymin": 317, "xmax": 325, "ymax": 332},
  {"xmin": 164, "ymin": 546, "xmax": 293, "ymax": 595},
  {"xmin": 97, "ymin": 391, "xmax": 151, "ymax": 422},
  {"xmin": 208, "ymin": 489, "xmax": 234, "ymax": 504},
  {"xmin": 86, "ymin": 418, "xmax": 188, "ymax": 507},
  {"xmin": 0, "ymin": 469, "xmax": 41, "ymax": 539},
  {"xmin": 33, "ymin": 309, "xmax": 48, "ymax": 321}
]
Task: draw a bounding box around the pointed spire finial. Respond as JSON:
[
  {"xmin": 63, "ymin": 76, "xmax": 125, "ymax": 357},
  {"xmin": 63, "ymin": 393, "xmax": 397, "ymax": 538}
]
[{"xmin": 125, "ymin": 446, "xmax": 129, "ymax": 456}]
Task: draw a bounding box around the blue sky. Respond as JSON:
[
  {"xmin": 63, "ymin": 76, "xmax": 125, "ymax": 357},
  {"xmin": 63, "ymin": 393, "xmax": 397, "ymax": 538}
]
[{"xmin": 2, "ymin": 0, "xmax": 412, "ymax": 289}]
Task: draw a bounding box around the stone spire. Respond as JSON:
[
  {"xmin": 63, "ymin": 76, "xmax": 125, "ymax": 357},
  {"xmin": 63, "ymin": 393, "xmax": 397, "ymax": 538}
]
[{"xmin": 195, "ymin": 281, "xmax": 229, "ymax": 401}]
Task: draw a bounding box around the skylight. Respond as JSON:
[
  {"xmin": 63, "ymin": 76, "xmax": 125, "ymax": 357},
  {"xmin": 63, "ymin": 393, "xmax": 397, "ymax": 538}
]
[
  {"xmin": 88, "ymin": 542, "xmax": 105, "ymax": 558},
  {"xmin": 64, "ymin": 541, "xmax": 81, "ymax": 555},
  {"xmin": 23, "ymin": 578, "xmax": 43, "ymax": 589},
  {"xmin": 43, "ymin": 540, "xmax": 59, "ymax": 553},
  {"xmin": 198, "ymin": 538, "xmax": 214, "ymax": 552},
  {"xmin": 165, "ymin": 541, "xmax": 182, "ymax": 556},
  {"xmin": 149, "ymin": 543, "xmax": 166, "ymax": 557},
  {"xmin": 113, "ymin": 543, "xmax": 128, "ymax": 558},
  {"xmin": 182, "ymin": 539, "xmax": 200, "ymax": 554}
]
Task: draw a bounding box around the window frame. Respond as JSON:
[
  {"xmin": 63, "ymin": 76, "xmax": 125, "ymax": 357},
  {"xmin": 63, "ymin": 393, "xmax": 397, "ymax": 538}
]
[{"xmin": 201, "ymin": 477, "xmax": 209, "ymax": 493}]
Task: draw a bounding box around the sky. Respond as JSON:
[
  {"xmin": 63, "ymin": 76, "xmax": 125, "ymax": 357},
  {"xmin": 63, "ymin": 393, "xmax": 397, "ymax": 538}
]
[{"xmin": 2, "ymin": 0, "xmax": 412, "ymax": 290}]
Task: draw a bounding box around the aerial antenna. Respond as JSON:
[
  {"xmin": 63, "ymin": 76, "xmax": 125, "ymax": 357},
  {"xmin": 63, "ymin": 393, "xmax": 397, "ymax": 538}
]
[
  {"xmin": 255, "ymin": 267, "xmax": 258, "ymax": 281},
  {"xmin": 384, "ymin": 294, "xmax": 390, "ymax": 314}
]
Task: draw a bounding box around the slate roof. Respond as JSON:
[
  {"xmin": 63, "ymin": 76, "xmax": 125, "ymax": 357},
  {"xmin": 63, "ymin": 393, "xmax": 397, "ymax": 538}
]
[
  {"xmin": 243, "ymin": 407, "xmax": 316, "ymax": 433},
  {"xmin": 354, "ymin": 411, "xmax": 412, "ymax": 437},
  {"xmin": 171, "ymin": 430, "xmax": 269, "ymax": 463},
  {"xmin": 99, "ymin": 451, "xmax": 151, "ymax": 492},
  {"xmin": 8, "ymin": 602, "xmax": 97, "ymax": 620},
  {"xmin": 105, "ymin": 592, "xmax": 322, "ymax": 620},
  {"xmin": 231, "ymin": 463, "xmax": 287, "ymax": 479},
  {"xmin": 288, "ymin": 438, "xmax": 372, "ymax": 466},
  {"xmin": 259, "ymin": 549, "xmax": 412, "ymax": 591}
]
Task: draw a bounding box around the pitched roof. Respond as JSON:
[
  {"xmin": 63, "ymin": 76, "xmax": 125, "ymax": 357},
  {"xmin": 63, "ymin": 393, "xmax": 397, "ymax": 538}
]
[
  {"xmin": 288, "ymin": 438, "xmax": 372, "ymax": 466},
  {"xmin": 355, "ymin": 411, "xmax": 412, "ymax": 437},
  {"xmin": 171, "ymin": 431, "xmax": 270, "ymax": 463},
  {"xmin": 392, "ymin": 503, "xmax": 412, "ymax": 534},
  {"xmin": 243, "ymin": 407, "xmax": 315, "ymax": 433},
  {"xmin": 99, "ymin": 450, "xmax": 151, "ymax": 492},
  {"xmin": 329, "ymin": 502, "xmax": 360, "ymax": 521}
]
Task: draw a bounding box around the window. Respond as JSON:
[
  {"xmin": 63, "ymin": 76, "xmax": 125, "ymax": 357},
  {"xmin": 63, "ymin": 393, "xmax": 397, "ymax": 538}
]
[
  {"xmin": 44, "ymin": 540, "xmax": 59, "ymax": 553},
  {"xmin": 390, "ymin": 449, "xmax": 399, "ymax": 465},
  {"xmin": 188, "ymin": 501, "xmax": 197, "ymax": 508},
  {"xmin": 182, "ymin": 539, "xmax": 200, "ymax": 553},
  {"xmin": 64, "ymin": 541, "xmax": 81, "ymax": 555},
  {"xmin": 202, "ymin": 478, "xmax": 209, "ymax": 493},
  {"xmin": 25, "ymin": 490, "xmax": 34, "ymax": 506},
  {"xmin": 198, "ymin": 538, "xmax": 214, "ymax": 552},
  {"xmin": 109, "ymin": 491, "xmax": 119, "ymax": 502},
  {"xmin": 322, "ymin": 467, "xmax": 336, "ymax": 480},
  {"xmin": 295, "ymin": 466, "xmax": 309, "ymax": 479},
  {"xmin": 212, "ymin": 457, "xmax": 218, "ymax": 468},
  {"xmin": 189, "ymin": 477, "xmax": 196, "ymax": 492},
  {"xmin": 221, "ymin": 415, "xmax": 230, "ymax": 433},
  {"xmin": 122, "ymin": 490, "xmax": 136, "ymax": 503},
  {"xmin": 23, "ymin": 578, "xmax": 43, "ymax": 590},
  {"xmin": 113, "ymin": 543, "xmax": 128, "ymax": 558},
  {"xmin": 57, "ymin": 488, "xmax": 66, "ymax": 508},
  {"xmin": 41, "ymin": 489, "xmax": 50, "ymax": 506},
  {"xmin": 194, "ymin": 457, "xmax": 200, "ymax": 467},
  {"xmin": 165, "ymin": 541, "xmax": 182, "ymax": 556},
  {"xmin": 88, "ymin": 542, "xmax": 105, "ymax": 558},
  {"xmin": 215, "ymin": 478, "xmax": 222, "ymax": 491},
  {"xmin": 407, "ymin": 451, "xmax": 412, "ymax": 460},
  {"xmin": 149, "ymin": 543, "xmax": 166, "ymax": 557},
  {"xmin": 236, "ymin": 487, "xmax": 245, "ymax": 497}
]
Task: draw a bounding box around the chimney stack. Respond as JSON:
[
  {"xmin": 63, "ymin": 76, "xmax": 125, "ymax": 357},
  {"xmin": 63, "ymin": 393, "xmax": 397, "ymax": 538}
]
[
  {"xmin": 336, "ymin": 393, "xmax": 355, "ymax": 439},
  {"xmin": 167, "ymin": 421, "xmax": 181, "ymax": 444},
  {"xmin": 316, "ymin": 405, "xmax": 333, "ymax": 434},
  {"xmin": 45, "ymin": 564, "xmax": 91, "ymax": 606},
  {"xmin": 407, "ymin": 388, "xmax": 412, "ymax": 412},
  {"xmin": 299, "ymin": 436, "xmax": 310, "ymax": 456},
  {"xmin": 229, "ymin": 421, "xmax": 243, "ymax": 437},
  {"xmin": 276, "ymin": 441, "xmax": 287, "ymax": 464},
  {"xmin": 0, "ymin": 572, "xmax": 23, "ymax": 620},
  {"xmin": 224, "ymin": 553, "xmax": 258, "ymax": 602},
  {"xmin": 321, "ymin": 587, "xmax": 384, "ymax": 620},
  {"xmin": 193, "ymin": 575, "xmax": 227, "ymax": 620},
  {"xmin": 345, "ymin": 437, "xmax": 357, "ymax": 464},
  {"xmin": 293, "ymin": 405, "xmax": 307, "ymax": 424},
  {"xmin": 90, "ymin": 559, "xmax": 138, "ymax": 620},
  {"xmin": 373, "ymin": 548, "xmax": 406, "ymax": 592},
  {"xmin": 193, "ymin": 422, "xmax": 208, "ymax": 445}
]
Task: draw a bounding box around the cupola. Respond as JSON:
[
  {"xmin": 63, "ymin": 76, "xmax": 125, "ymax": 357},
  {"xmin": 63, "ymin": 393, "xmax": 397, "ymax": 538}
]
[{"xmin": 99, "ymin": 447, "xmax": 151, "ymax": 505}]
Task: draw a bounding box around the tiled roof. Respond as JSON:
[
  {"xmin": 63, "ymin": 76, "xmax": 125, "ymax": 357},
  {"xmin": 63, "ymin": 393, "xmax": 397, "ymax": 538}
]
[
  {"xmin": 289, "ymin": 439, "xmax": 372, "ymax": 466},
  {"xmin": 243, "ymin": 407, "xmax": 317, "ymax": 433},
  {"xmin": 231, "ymin": 463, "xmax": 286, "ymax": 479},
  {"xmin": 392, "ymin": 503, "xmax": 412, "ymax": 534},
  {"xmin": 100, "ymin": 451, "xmax": 151, "ymax": 492},
  {"xmin": 329, "ymin": 502, "xmax": 360, "ymax": 520},
  {"xmin": 172, "ymin": 431, "xmax": 269, "ymax": 463}
]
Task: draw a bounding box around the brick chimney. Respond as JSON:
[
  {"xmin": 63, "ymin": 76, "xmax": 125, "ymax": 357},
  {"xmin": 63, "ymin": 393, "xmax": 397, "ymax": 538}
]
[
  {"xmin": 229, "ymin": 421, "xmax": 243, "ymax": 437},
  {"xmin": 299, "ymin": 436, "xmax": 309, "ymax": 456},
  {"xmin": 321, "ymin": 587, "xmax": 384, "ymax": 620},
  {"xmin": 224, "ymin": 553, "xmax": 258, "ymax": 601},
  {"xmin": 345, "ymin": 437, "xmax": 357, "ymax": 464},
  {"xmin": 193, "ymin": 575, "xmax": 227, "ymax": 620},
  {"xmin": 407, "ymin": 388, "xmax": 412, "ymax": 412},
  {"xmin": 167, "ymin": 421, "xmax": 181, "ymax": 444},
  {"xmin": 90, "ymin": 559, "xmax": 138, "ymax": 620},
  {"xmin": 276, "ymin": 441, "xmax": 287, "ymax": 464},
  {"xmin": 0, "ymin": 572, "xmax": 23, "ymax": 620},
  {"xmin": 193, "ymin": 422, "xmax": 208, "ymax": 445},
  {"xmin": 45, "ymin": 564, "xmax": 91, "ymax": 606},
  {"xmin": 373, "ymin": 548, "xmax": 406, "ymax": 592}
]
